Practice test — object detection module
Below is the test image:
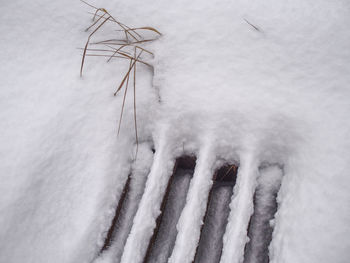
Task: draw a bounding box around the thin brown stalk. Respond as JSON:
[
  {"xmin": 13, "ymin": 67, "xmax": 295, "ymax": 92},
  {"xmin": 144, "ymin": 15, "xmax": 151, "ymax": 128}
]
[
  {"xmin": 107, "ymin": 44, "xmax": 130, "ymax": 62},
  {"xmin": 83, "ymin": 46, "xmax": 132, "ymax": 57},
  {"xmin": 85, "ymin": 12, "xmax": 106, "ymax": 31},
  {"xmin": 117, "ymin": 58, "xmax": 133, "ymax": 135},
  {"xmin": 114, "ymin": 50, "xmax": 143, "ymax": 95},
  {"xmin": 93, "ymin": 8, "xmax": 108, "ymax": 21},
  {"xmin": 83, "ymin": 2, "xmax": 132, "ymax": 38},
  {"xmin": 134, "ymin": 46, "xmax": 154, "ymax": 56},
  {"xmin": 104, "ymin": 44, "xmax": 132, "ymax": 57},
  {"xmin": 80, "ymin": 15, "xmax": 111, "ymax": 77},
  {"xmin": 103, "ymin": 43, "xmax": 153, "ymax": 57},
  {"xmin": 79, "ymin": 48, "xmax": 115, "ymax": 52},
  {"xmin": 85, "ymin": 54, "xmax": 126, "ymax": 59},
  {"xmin": 105, "ymin": 46, "xmax": 148, "ymax": 65},
  {"xmin": 106, "ymin": 43, "xmax": 153, "ymax": 62},
  {"xmin": 88, "ymin": 11, "xmax": 143, "ymax": 41},
  {"xmin": 108, "ymin": 16, "xmax": 143, "ymax": 40},
  {"xmin": 87, "ymin": 12, "xmax": 116, "ymax": 24},
  {"xmin": 82, "ymin": 0, "xmax": 144, "ymax": 44},
  {"xmin": 125, "ymin": 27, "xmax": 162, "ymax": 36},
  {"xmin": 81, "ymin": 0, "xmax": 98, "ymax": 10},
  {"xmin": 93, "ymin": 12, "xmax": 141, "ymax": 41},
  {"xmin": 133, "ymin": 47, "xmax": 139, "ymax": 156},
  {"xmin": 91, "ymin": 39, "xmax": 128, "ymax": 44},
  {"xmin": 84, "ymin": 54, "xmax": 151, "ymax": 67},
  {"xmin": 92, "ymin": 39, "xmax": 155, "ymax": 46}
]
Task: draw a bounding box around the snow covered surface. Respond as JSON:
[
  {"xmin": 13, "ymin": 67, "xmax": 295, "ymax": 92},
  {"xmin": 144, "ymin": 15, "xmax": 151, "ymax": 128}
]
[{"xmin": 1, "ymin": 0, "xmax": 350, "ymax": 263}]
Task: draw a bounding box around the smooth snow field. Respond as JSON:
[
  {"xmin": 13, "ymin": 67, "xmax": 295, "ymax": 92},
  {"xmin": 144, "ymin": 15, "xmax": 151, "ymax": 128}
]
[{"xmin": 1, "ymin": 0, "xmax": 350, "ymax": 263}]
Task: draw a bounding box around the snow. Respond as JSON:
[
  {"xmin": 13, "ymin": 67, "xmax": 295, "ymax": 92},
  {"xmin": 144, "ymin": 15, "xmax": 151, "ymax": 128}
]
[{"xmin": 1, "ymin": 0, "xmax": 350, "ymax": 263}]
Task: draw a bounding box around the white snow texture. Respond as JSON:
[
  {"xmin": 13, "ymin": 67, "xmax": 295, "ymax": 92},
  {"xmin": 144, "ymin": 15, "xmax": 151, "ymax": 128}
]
[{"xmin": 0, "ymin": 0, "xmax": 350, "ymax": 263}]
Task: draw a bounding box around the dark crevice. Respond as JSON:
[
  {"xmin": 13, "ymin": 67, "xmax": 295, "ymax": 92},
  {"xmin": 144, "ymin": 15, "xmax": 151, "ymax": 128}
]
[
  {"xmin": 193, "ymin": 164, "xmax": 238, "ymax": 263},
  {"xmin": 243, "ymin": 167, "xmax": 282, "ymax": 263},
  {"xmin": 100, "ymin": 175, "xmax": 131, "ymax": 253},
  {"xmin": 99, "ymin": 148, "xmax": 155, "ymax": 260},
  {"xmin": 143, "ymin": 156, "xmax": 197, "ymax": 263}
]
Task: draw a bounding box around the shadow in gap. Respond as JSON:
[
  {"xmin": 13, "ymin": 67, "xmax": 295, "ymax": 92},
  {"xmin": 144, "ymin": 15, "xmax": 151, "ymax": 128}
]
[
  {"xmin": 243, "ymin": 165, "xmax": 283, "ymax": 263},
  {"xmin": 193, "ymin": 164, "xmax": 238, "ymax": 263},
  {"xmin": 144, "ymin": 156, "xmax": 197, "ymax": 263},
  {"xmin": 99, "ymin": 149, "xmax": 154, "ymax": 262}
]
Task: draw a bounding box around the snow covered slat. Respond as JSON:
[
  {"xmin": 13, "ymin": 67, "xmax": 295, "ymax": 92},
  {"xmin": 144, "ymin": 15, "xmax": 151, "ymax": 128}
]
[
  {"xmin": 143, "ymin": 156, "xmax": 196, "ymax": 263},
  {"xmin": 168, "ymin": 145, "xmax": 216, "ymax": 263},
  {"xmin": 220, "ymin": 154, "xmax": 258, "ymax": 263},
  {"xmin": 120, "ymin": 144, "xmax": 175, "ymax": 263},
  {"xmin": 243, "ymin": 165, "xmax": 283, "ymax": 263},
  {"xmin": 193, "ymin": 164, "xmax": 238, "ymax": 263}
]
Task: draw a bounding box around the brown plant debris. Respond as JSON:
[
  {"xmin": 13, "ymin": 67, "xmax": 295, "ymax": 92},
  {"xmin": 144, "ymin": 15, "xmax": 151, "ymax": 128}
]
[{"xmin": 80, "ymin": 0, "xmax": 161, "ymax": 154}]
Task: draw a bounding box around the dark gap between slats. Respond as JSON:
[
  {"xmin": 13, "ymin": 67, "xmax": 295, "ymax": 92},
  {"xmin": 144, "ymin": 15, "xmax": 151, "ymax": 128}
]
[
  {"xmin": 193, "ymin": 164, "xmax": 238, "ymax": 263},
  {"xmin": 243, "ymin": 166, "xmax": 282, "ymax": 263},
  {"xmin": 100, "ymin": 175, "xmax": 131, "ymax": 253},
  {"xmin": 99, "ymin": 149, "xmax": 154, "ymax": 259},
  {"xmin": 143, "ymin": 156, "xmax": 197, "ymax": 263}
]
